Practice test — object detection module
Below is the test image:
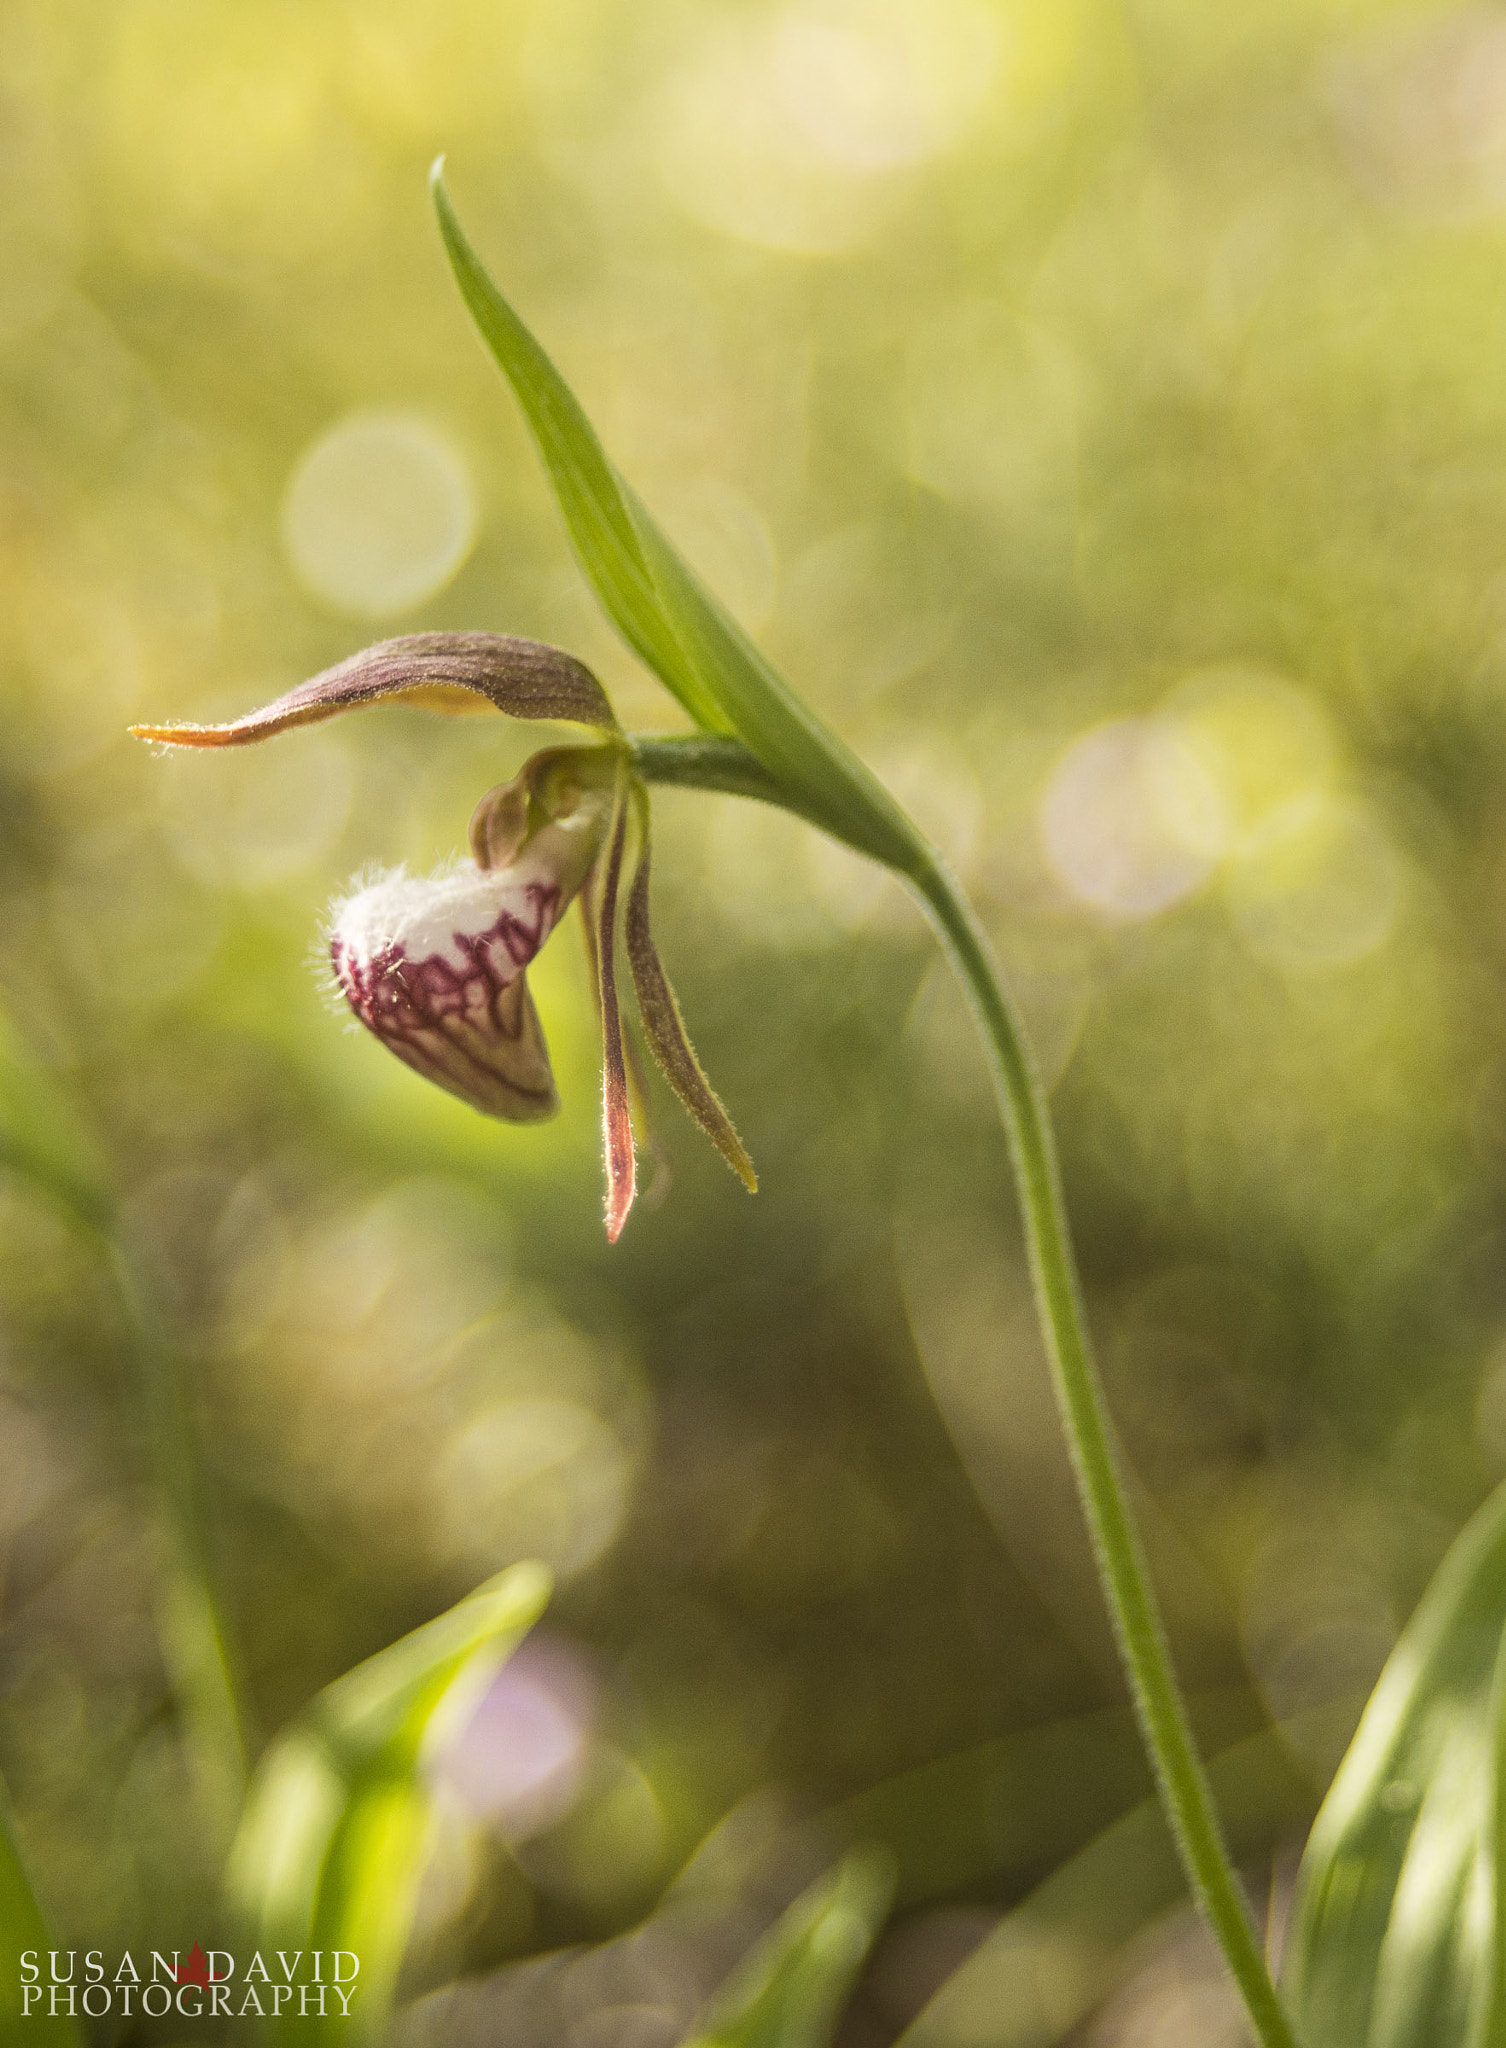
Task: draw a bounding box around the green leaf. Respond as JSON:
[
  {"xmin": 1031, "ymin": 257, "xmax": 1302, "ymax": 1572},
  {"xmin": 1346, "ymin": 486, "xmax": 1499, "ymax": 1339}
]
[
  {"xmin": 431, "ymin": 168, "xmax": 724, "ymax": 735},
  {"xmin": 227, "ymin": 1560, "xmax": 551, "ymax": 2041},
  {"xmin": 625, "ymin": 504, "xmax": 916, "ymax": 869},
  {"xmin": 431, "ymin": 166, "xmax": 921, "ymax": 875},
  {"xmin": 897, "ymin": 1719, "xmax": 1316, "ymax": 2048},
  {"xmin": 1283, "ymin": 1476, "xmax": 1506, "ymax": 2048},
  {"xmin": 681, "ymin": 1847, "xmax": 896, "ymax": 2048},
  {"xmin": 0, "ymin": 1775, "xmax": 83, "ymax": 2047}
]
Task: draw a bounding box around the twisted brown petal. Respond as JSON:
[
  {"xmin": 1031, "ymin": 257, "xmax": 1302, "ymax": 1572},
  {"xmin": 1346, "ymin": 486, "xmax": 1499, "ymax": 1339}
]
[
  {"xmin": 625, "ymin": 784, "xmax": 757, "ymax": 1192},
  {"xmin": 576, "ymin": 884, "xmax": 668, "ymax": 1203},
  {"xmin": 130, "ymin": 632, "xmax": 618, "ymax": 747},
  {"xmin": 594, "ymin": 765, "xmax": 636, "ymax": 1242}
]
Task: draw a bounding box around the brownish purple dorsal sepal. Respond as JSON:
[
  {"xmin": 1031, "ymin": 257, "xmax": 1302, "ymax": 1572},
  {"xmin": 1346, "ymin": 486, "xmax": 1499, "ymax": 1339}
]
[{"xmin": 130, "ymin": 632, "xmax": 619, "ymax": 747}]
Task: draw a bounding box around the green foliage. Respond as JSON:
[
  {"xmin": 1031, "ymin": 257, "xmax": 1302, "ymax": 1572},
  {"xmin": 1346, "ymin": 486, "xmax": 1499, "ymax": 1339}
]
[
  {"xmin": 432, "ymin": 166, "xmax": 918, "ymax": 874},
  {"xmin": 1284, "ymin": 1478, "xmax": 1506, "ymax": 2048},
  {"xmin": 13, "ymin": 10, "xmax": 1506, "ymax": 2041},
  {"xmin": 430, "ymin": 164, "xmax": 725, "ymax": 738},
  {"xmin": 227, "ymin": 1560, "xmax": 551, "ymax": 2041},
  {"xmin": 680, "ymin": 1847, "xmax": 895, "ymax": 2048}
]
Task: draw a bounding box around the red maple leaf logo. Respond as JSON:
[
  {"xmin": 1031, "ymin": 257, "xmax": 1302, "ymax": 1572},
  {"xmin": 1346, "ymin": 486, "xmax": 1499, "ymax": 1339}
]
[{"xmin": 172, "ymin": 1945, "xmax": 228, "ymax": 1987}]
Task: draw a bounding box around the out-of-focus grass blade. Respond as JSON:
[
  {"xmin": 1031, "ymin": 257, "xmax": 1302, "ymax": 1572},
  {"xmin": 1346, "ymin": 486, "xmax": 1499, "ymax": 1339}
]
[
  {"xmin": 681, "ymin": 1846, "xmax": 896, "ymax": 2048},
  {"xmin": 0, "ymin": 1776, "xmax": 81, "ymax": 2046},
  {"xmin": 899, "ymin": 1720, "xmax": 1317, "ymax": 2048},
  {"xmin": 836, "ymin": 1688, "xmax": 1267, "ymax": 1911},
  {"xmin": 0, "ymin": 1000, "xmax": 246, "ymax": 1832},
  {"xmin": 228, "ymin": 1560, "xmax": 551, "ymax": 2041},
  {"xmin": 1283, "ymin": 1477, "xmax": 1506, "ymax": 2048},
  {"xmin": 0, "ymin": 1004, "xmax": 110, "ymax": 1232},
  {"xmin": 431, "ymin": 168, "xmax": 919, "ymax": 874}
]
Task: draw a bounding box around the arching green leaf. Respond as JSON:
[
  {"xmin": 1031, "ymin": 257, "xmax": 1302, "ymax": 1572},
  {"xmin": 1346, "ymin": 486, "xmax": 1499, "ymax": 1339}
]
[
  {"xmin": 681, "ymin": 1847, "xmax": 896, "ymax": 2048},
  {"xmin": 227, "ymin": 1560, "xmax": 551, "ymax": 2042},
  {"xmin": 431, "ymin": 167, "xmax": 921, "ymax": 875},
  {"xmin": 431, "ymin": 169, "xmax": 724, "ymax": 735},
  {"xmin": 1284, "ymin": 1477, "xmax": 1506, "ymax": 2048}
]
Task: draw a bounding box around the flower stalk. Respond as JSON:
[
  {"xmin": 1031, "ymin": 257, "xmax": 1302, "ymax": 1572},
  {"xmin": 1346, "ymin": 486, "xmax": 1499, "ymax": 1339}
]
[{"xmin": 629, "ymin": 732, "xmax": 1300, "ymax": 2048}]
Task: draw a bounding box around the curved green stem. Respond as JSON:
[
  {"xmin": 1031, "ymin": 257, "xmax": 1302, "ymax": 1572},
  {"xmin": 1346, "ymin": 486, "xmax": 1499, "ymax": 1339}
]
[
  {"xmin": 909, "ymin": 864, "xmax": 1295, "ymax": 2048},
  {"xmin": 631, "ymin": 732, "xmax": 1298, "ymax": 2048},
  {"xmin": 630, "ymin": 733, "xmax": 836, "ymax": 843}
]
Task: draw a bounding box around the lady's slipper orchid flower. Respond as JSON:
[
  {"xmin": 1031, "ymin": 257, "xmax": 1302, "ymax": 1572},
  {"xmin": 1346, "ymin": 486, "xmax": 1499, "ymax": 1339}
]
[
  {"xmin": 131, "ymin": 632, "xmax": 755, "ymax": 1241},
  {"xmin": 329, "ymin": 751, "xmax": 612, "ymax": 1124}
]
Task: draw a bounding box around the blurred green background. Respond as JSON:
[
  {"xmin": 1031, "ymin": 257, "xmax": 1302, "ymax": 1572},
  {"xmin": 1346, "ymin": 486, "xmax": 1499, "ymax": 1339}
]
[{"xmin": 5, "ymin": 0, "xmax": 1506, "ymax": 2038}]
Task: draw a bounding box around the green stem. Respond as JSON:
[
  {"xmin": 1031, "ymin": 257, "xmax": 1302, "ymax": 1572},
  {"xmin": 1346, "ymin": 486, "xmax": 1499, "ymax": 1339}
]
[
  {"xmin": 631, "ymin": 733, "xmax": 1298, "ymax": 2048},
  {"xmin": 910, "ymin": 865, "xmax": 1295, "ymax": 2048},
  {"xmin": 630, "ymin": 734, "xmax": 838, "ymax": 843}
]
